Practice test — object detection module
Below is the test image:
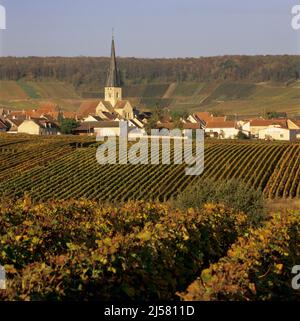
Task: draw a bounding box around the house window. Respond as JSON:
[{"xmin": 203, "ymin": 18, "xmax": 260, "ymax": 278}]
[
  {"xmin": 280, "ymin": 134, "xmax": 284, "ymax": 138},
  {"xmin": 116, "ymin": 93, "xmax": 119, "ymax": 98}
]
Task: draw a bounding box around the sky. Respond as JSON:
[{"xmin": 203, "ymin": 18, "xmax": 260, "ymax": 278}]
[{"xmin": 0, "ymin": 0, "xmax": 299, "ymax": 58}]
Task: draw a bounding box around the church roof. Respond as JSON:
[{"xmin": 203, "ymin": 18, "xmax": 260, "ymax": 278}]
[
  {"xmin": 106, "ymin": 38, "xmax": 121, "ymax": 87},
  {"xmin": 101, "ymin": 101, "xmax": 114, "ymax": 112},
  {"xmin": 114, "ymin": 100, "xmax": 129, "ymax": 109},
  {"xmin": 77, "ymin": 101, "xmax": 99, "ymax": 116}
]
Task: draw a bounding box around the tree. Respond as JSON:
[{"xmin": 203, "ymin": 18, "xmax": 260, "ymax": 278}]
[
  {"xmin": 57, "ymin": 109, "xmax": 64, "ymax": 125},
  {"xmin": 266, "ymin": 111, "xmax": 287, "ymax": 119},
  {"xmin": 60, "ymin": 118, "xmax": 79, "ymax": 135},
  {"xmin": 237, "ymin": 131, "xmax": 249, "ymax": 140}
]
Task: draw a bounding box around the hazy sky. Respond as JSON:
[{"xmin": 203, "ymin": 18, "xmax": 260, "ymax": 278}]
[{"xmin": 0, "ymin": 0, "xmax": 299, "ymax": 57}]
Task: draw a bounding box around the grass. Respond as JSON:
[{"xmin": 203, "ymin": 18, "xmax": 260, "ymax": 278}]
[
  {"xmin": 143, "ymin": 84, "xmax": 170, "ymax": 97},
  {"xmin": 206, "ymin": 82, "xmax": 256, "ymax": 101},
  {"xmin": 17, "ymin": 81, "xmax": 41, "ymax": 99},
  {"xmin": 0, "ymin": 81, "xmax": 28, "ymax": 100},
  {"xmin": 173, "ymin": 82, "xmax": 204, "ymax": 97},
  {"xmin": 27, "ymin": 81, "xmax": 80, "ymax": 99}
]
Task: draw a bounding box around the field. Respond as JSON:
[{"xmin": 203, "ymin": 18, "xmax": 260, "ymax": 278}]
[
  {"xmin": 0, "ymin": 134, "xmax": 300, "ymax": 202},
  {"xmin": 0, "ymin": 197, "xmax": 299, "ymax": 301},
  {"xmin": 0, "ymin": 80, "xmax": 81, "ymax": 111},
  {"xmin": 0, "ymin": 134, "xmax": 299, "ymax": 301},
  {"xmin": 1, "ymin": 80, "xmax": 300, "ymax": 116}
]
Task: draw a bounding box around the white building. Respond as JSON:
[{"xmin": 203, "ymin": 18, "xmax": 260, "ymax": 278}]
[
  {"xmin": 242, "ymin": 119, "xmax": 288, "ymax": 138},
  {"xmin": 18, "ymin": 119, "xmax": 58, "ymax": 135},
  {"xmin": 258, "ymin": 125, "xmax": 300, "ymax": 141},
  {"xmin": 205, "ymin": 120, "xmax": 239, "ymax": 139}
]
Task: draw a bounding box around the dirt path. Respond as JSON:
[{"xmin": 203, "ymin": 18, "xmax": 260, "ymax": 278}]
[{"xmin": 163, "ymin": 82, "xmax": 177, "ymax": 99}]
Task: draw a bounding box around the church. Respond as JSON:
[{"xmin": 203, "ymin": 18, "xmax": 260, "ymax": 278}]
[
  {"xmin": 95, "ymin": 37, "xmax": 134, "ymax": 120},
  {"xmin": 75, "ymin": 37, "xmax": 146, "ymax": 136}
]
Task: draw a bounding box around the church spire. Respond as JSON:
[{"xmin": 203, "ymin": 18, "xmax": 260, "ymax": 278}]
[{"xmin": 106, "ymin": 33, "xmax": 121, "ymax": 87}]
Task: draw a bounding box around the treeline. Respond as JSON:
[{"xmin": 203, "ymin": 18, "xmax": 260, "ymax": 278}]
[{"xmin": 0, "ymin": 55, "xmax": 299, "ymax": 90}]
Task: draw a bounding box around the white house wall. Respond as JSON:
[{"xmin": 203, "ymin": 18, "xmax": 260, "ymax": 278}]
[
  {"xmin": 258, "ymin": 127, "xmax": 290, "ymax": 141},
  {"xmin": 205, "ymin": 128, "xmax": 239, "ymax": 139},
  {"xmin": 94, "ymin": 128, "xmax": 120, "ymax": 137}
]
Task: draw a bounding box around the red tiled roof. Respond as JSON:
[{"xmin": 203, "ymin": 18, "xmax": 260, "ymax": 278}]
[
  {"xmin": 25, "ymin": 110, "xmax": 43, "ymax": 118},
  {"xmin": 6, "ymin": 116, "xmax": 26, "ymax": 126},
  {"xmin": 102, "ymin": 111, "xmax": 116, "ymax": 120},
  {"xmin": 114, "ymin": 100, "xmax": 129, "ymax": 109},
  {"xmin": 157, "ymin": 122, "xmax": 200, "ymax": 130},
  {"xmin": 101, "ymin": 101, "xmax": 114, "ymax": 112},
  {"xmin": 75, "ymin": 121, "xmax": 120, "ymax": 131},
  {"xmin": 212, "ymin": 116, "xmax": 226, "ymax": 122},
  {"xmin": 38, "ymin": 102, "xmax": 59, "ymax": 113},
  {"xmin": 290, "ymin": 119, "xmax": 300, "ymax": 128},
  {"xmin": 63, "ymin": 111, "xmax": 78, "ymax": 119},
  {"xmin": 250, "ymin": 119, "xmax": 288, "ymax": 128},
  {"xmin": 206, "ymin": 120, "xmax": 236, "ymax": 129},
  {"xmin": 77, "ymin": 101, "xmax": 99, "ymax": 116},
  {"xmin": 28, "ymin": 118, "xmax": 58, "ymax": 128},
  {"xmin": 194, "ymin": 112, "xmax": 212, "ymax": 123},
  {"xmin": 9, "ymin": 111, "xmax": 26, "ymax": 117}
]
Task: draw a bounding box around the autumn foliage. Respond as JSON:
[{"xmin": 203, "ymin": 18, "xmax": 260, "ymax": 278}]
[
  {"xmin": 0, "ymin": 198, "xmax": 247, "ymax": 301},
  {"xmin": 0, "ymin": 196, "xmax": 299, "ymax": 301},
  {"xmin": 180, "ymin": 211, "xmax": 300, "ymax": 301}
]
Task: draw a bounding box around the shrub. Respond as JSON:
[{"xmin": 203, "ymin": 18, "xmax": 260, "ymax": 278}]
[
  {"xmin": 172, "ymin": 178, "xmax": 265, "ymax": 225},
  {"xmin": 236, "ymin": 131, "xmax": 250, "ymax": 140}
]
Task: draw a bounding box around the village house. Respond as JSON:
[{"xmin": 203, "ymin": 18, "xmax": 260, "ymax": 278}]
[
  {"xmin": 83, "ymin": 114, "xmax": 118, "ymax": 122},
  {"xmin": 188, "ymin": 112, "xmax": 214, "ymax": 128},
  {"xmin": 257, "ymin": 119, "xmax": 300, "ymax": 141},
  {"xmin": 157, "ymin": 122, "xmax": 200, "ymax": 137},
  {"xmin": 188, "ymin": 112, "xmax": 227, "ymax": 129},
  {"xmin": 241, "ymin": 118, "xmax": 300, "ymax": 141},
  {"xmin": 18, "ymin": 118, "xmax": 58, "ymax": 135},
  {"xmin": 74, "ymin": 121, "xmax": 123, "ymax": 136},
  {"xmin": 205, "ymin": 120, "xmax": 239, "ymax": 139},
  {"xmin": 5, "ymin": 116, "xmax": 26, "ymax": 134},
  {"xmin": 242, "ymin": 119, "xmax": 289, "ymax": 137},
  {"xmin": 258, "ymin": 125, "xmax": 300, "ymax": 141}
]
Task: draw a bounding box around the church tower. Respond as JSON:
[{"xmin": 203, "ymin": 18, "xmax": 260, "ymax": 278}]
[{"xmin": 105, "ymin": 36, "xmax": 122, "ymax": 107}]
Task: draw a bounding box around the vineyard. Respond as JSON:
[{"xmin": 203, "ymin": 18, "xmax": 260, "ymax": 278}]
[
  {"xmin": 0, "ymin": 134, "xmax": 300, "ymax": 201},
  {"xmin": 0, "ymin": 134, "xmax": 300, "ymax": 301},
  {"xmin": 0, "ymin": 198, "xmax": 299, "ymax": 301}
]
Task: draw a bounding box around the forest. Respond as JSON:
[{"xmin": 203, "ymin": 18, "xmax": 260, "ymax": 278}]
[{"xmin": 0, "ymin": 55, "xmax": 299, "ymax": 91}]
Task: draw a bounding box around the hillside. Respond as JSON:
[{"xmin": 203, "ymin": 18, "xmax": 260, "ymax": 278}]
[
  {"xmin": 0, "ymin": 55, "xmax": 299, "ymax": 115},
  {"xmin": 0, "ymin": 134, "xmax": 299, "ymax": 201},
  {"xmin": 1, "ymin": 79, "xmax": 300, "ymax": 116}
]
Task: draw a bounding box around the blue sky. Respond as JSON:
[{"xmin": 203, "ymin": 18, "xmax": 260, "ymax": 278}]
[{"xmin": 0, "ymin": 0, "xmax": 299, "ymax": 57}]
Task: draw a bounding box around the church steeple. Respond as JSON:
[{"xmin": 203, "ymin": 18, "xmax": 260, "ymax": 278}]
[{"xmin": 106, "ymin": 35, "xmax": 121, "ymax": 88}]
